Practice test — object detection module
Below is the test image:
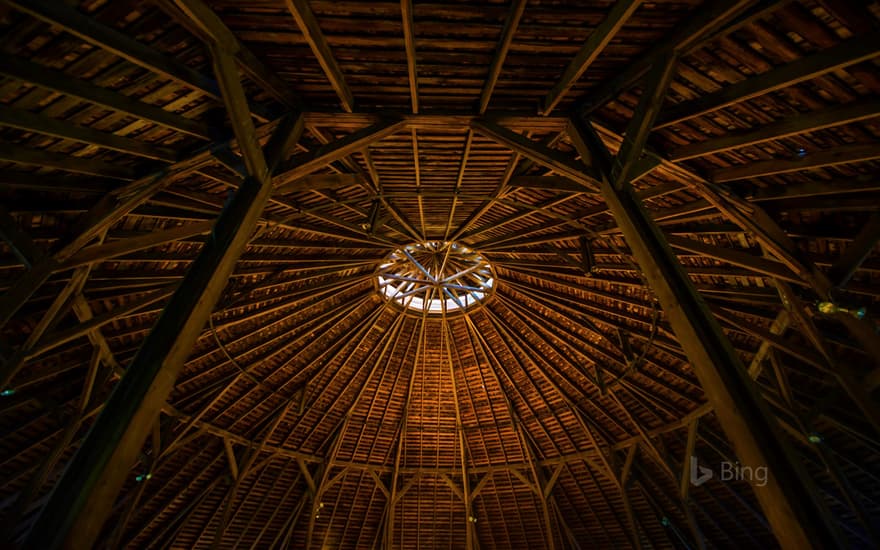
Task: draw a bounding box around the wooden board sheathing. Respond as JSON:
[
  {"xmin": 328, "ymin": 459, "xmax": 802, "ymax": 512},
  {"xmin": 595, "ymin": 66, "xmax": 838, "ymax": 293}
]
[
  {"xmin": 388, "ymin": 475, "xmax": 467, "ymax": 549},
  {"xmin": 470, "ymin": 472, "xmax": 553, "ymax": 549}
]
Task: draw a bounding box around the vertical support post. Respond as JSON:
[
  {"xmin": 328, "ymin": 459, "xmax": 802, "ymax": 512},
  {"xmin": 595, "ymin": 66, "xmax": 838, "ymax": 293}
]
[
  {"xmin": 568, "ymin": 109, "xmax": 843, "ymax": 548},
  {"xmin": 566, "ymin": 50, "xmax": 844, "ymax": 549},
  {"xmin": 23, "ymin": 37, "xmax": 304, "ymax": 548}
]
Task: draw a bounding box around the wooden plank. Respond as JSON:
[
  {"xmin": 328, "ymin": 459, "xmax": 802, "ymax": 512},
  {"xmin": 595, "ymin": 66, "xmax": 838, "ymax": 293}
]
[
  {"xmin": 478, "ymin": 0, "xmax": 528, "ymax": 114},
  {"xmin": 749, "ymin": 176, "xmax": 880, "ymax": 202},
  {"xmin": 471, "ymin": 119, "xmax": 601, "ymax": 192},
  {"xmin": 285, "ymin": 0, "xmax": 354, "ymax": 112},
  {"xmin": 542, "ymin": 0, "xmax": 642, "ymax": 115},
  {"xmin": 169, "ymin": 0, "xmax": 301, "ymax": 109},
  {"xmin": 0, "ymin": 105, "xmax": 178, "ymax": 162},
  {"xmin": 508, "ymin": 175, "xmax": 587, "ymax": 193},
  {"xmin": 664, "ymin": 235, "xmax": 803, "ymax": 283},
  {"xmin": 0, "ymin": 143, "xmax": 136, "ymax": 179},
  {"xmin": 400, "ymin": 0, "xmax": 419, "ymax": 113},
  {"xmin": 0, "ymin": 205, "xmax": 45, "ymax": 268},
  {"xmin": 274, "ymin": 173, "xmax": 364, "ymax": 195},
  {"xmin": 578, "ymin": 0, "xmax": 758, "ymax": 112},
  {"xmin": 0, "ymin": 56, "xmax": 212, "ymax": 139},
  {"xmin": 712, "ymin": 143, "xmax": 880, "ymax": 182},
  {"xmin": 300, "ymin": 112, "xmax": 572, "ymax": 131},
  {"xmin": 27, "ymin": 286, "xmax": 177, "ymax": 360},
  {"xmin": 4, "ymin": 0, "xmax": 221, "ymax": 100},
  {"xmin": 828, "ymin": 212, "xmax": 880, "ymax": 288},
  {"xmin": 656, "ymin": 37, "xmax": 880, "ymax": 129},
  {"xmin": 274, "ymin": 119, "xmax": 406, "ymax": 184},
  {"xmin": 61, "ymin": 221, "xmax": 215, "ymax": 269},
  {"xmin": 671, "ymin": 98, "xmax": 880, "ymax": 160}
]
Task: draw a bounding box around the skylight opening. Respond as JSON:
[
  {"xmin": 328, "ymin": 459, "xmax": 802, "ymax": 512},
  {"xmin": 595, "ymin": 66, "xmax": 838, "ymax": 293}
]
[{"xmin": 376, "ymin": 241, "xmax": 495, "ymax": 313}]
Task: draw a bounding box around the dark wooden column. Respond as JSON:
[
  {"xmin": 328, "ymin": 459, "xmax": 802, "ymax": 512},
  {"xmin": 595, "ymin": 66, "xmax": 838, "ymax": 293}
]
[
  {"xmin": 567, "ymin": 76, "xmax": 844, "ymax": 548},
  {"xmin": 22, "ymin": 39, "xmax": 304, "ymax": 548}
]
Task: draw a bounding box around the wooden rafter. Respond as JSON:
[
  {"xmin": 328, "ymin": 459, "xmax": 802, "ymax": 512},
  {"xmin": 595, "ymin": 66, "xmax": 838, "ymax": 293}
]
[
  {"xmin": 542, "ymin": 0, "xmax": 642, "ymax": 115},
  {"xmin": 577, "ymin": 0, "xmax": 758, "ymax": 113},
  {"xmin": 400, "ymin": 0, "xmax": 419, "ymax": 114},
  {"xmin": 656, "ymin": 37, "xmax": 880, "ymax": 129},
  {"xmin": 0, "ymin": 56, "xmax": 213, "ymax": 139},
  {"xmin": 284, "ymin": 0, "xmax": 354, "ymax": 112},
  {"xmin": 478, "ymin": 0, "xmax": 528, "ymax": 114}
]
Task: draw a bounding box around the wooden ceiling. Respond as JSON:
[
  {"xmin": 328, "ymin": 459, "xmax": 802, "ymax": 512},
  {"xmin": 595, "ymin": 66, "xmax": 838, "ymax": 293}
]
[{"xmin": 0, "ymin": 0, "xmax": 879, "ymax": 548}]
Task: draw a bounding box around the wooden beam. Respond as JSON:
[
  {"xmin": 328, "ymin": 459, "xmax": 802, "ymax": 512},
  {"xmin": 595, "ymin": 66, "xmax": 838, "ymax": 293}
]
[
  {"xmin": 223, "ymin": 438, "xmax": 239, "ymax": 480},
  {"xmin": 712, "ymin": 143, "xmax": 880, "ymax": 182},
  {"xmin": 471, "ymin": 119, "xmax": 602, "ymax": 192},
  {"xmin": 0, "ymin": 57, "xmax": 212, "ymax": 139},
  {"xmin": 670, "ymin": 98, "xmax": 880, "ymax": 160},
  {"xmin": 21, "ymin": 38, "xmax": 304, "ymax": 547},
  {"xmin": 664, "ymin": 235, "xmax": 803, "ymax": 283},
  {"xmin": 400, "ymin": 0, "xmax": 419, "ymax": 113},
  {"xmin": 2, "ymin": 0, "xmax": 221, "ymax": 100},
  {"xmin": 828, "ymin": 212, "xmax": 880, "ymax": 288},
  {"xmin": 0, "ymin": 143, "xmax": 136, "ymax": 180},
  {"xmin": 274, "ymin": 119, "xmax": 405, "ymax": 184},
  {"xmin": 25, "ymin": 286, "xmax": 177, "ymax": 360},
  {"xmin": 478, "ymin": 0, "xmax": 528, "ymax": 114},
  {"xmin": 61, "ymin": 221, "xmax": 215, "ymax": 270},
  {"xmin": 570, "ymin": 114, "xmax": 845, "ymax": 548},
  {"xmin": 168, "ymin": 0, "xmax": 301, "ymax": 109},
  {"xmin": 610, "ymin": 54, "xmax": 680, "ymax": 187},
  {"xmin": 542, "ymin": 0, "xmax": 642, "ymax": 115},
  {"xmin": 285, "ymin": 0, "xmax": 354, "ymax": 112},
  {"xmin": 656, "ymin": 37, "xmax": 880, "ymax": 129},
  {"xmin": 749, "ymin": 176, "xmax": 880, "ymax": 202},
  {"xmin": 0, "ymin": 105, "xmax": 177, "ymax": 162},
  {"xmin": 577, "ymin": 0, "xmax": 758, "ymax": 113},
  {"xmin": 274, "ymin": 173, "xmax": 364, "ymax": 195},
  {"xmin": 508, "ymin": 175, "xmax": 588, "ymax": 193},
  {"xmin": 0, "ymin": 205, "xmax": 45, "ymax": 268}
]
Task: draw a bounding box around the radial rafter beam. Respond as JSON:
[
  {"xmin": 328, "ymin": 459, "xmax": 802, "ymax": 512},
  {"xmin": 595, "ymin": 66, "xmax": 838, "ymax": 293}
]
[
  {"xmin": 1, "ymin": 0, "xmax": 220, "ymax": 100},
  {"xmin": 656, "ymin": 37, "xmax": 880, "ymax": 129},
  {"xmin": 569, "ymin": 77, "xmax": 845, "ymax": 550},
  {"xmin": 0, "ymin": 56, "xmax": 213, "ymax": 139},
  {"xmin": 478, "ymin": 0, "xmax": 528, "ymax": 114},
  {"xmin": 712, "ymin": 143, "xmax": 880, "ymax": 182},
  {"xmin": 22, "ymin": 34, "xmax": 304, "ymax": 547},
  {"xmin": 664, "ymin": 235, "xmax": 803, "ymax": 284},
  {"xmin": 384, "ymin": 313, "xmax": 424, "ymax": 548},
  {"xmin": 274, "ymin": 119, "xmax": 405, "ymax": 184},
  {"xmin": 0, "ymin": 143, "xmax": 138, "ymax": 179},
  {"xmin": 0, "ymin": 105, "xmax": 178, "ymax": 162},
  {"xmin": 168, "ymin": 0, "xmax": 301, "ymax": 109},
  {"xmin": 670, "ymin": 98, "xmax": 880, "ymax": 160},
  {"xmin": 828, "ymin": 212, "xmax": 880, "ymax": 288},
  {"xmin": 577, "ymin": 0, "xmax": 759, "ymax": 113},
  {"xmin": 60, "ymin": 221, "xmax": 215, "ymax": 270},
  {"xmin": 285, "ymin": 0, "xmax": 354, "ymax": 112},
  {"xmin": 471, "ymin": 119, "xmax": 602, "ymax": 192},
  {"xmin": 401, "ymin": 0, "xmax": 419, "ymax": 113},
  {"xmin": 542, "ymin": 0, "xmax": 642, "ymax": 115}
]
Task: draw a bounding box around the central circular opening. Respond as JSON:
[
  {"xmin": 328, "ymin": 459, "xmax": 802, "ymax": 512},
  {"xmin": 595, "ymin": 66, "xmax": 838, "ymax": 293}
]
[{"xmin": 376, "ymin": 241, "xmax": 495, "ymax": 313}]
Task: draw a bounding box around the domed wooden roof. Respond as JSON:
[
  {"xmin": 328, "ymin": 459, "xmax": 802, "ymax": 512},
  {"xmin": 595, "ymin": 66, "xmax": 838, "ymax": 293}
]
[{"xmin": 0, "ymin": 1, "xmax": 879, "ymax": 548}]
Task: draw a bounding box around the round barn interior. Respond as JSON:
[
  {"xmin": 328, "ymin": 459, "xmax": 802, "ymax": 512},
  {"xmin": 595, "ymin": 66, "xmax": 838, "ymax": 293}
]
[{"xmin": 0, "ymin": 0, "xmax": 880, "ymax": 548}]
